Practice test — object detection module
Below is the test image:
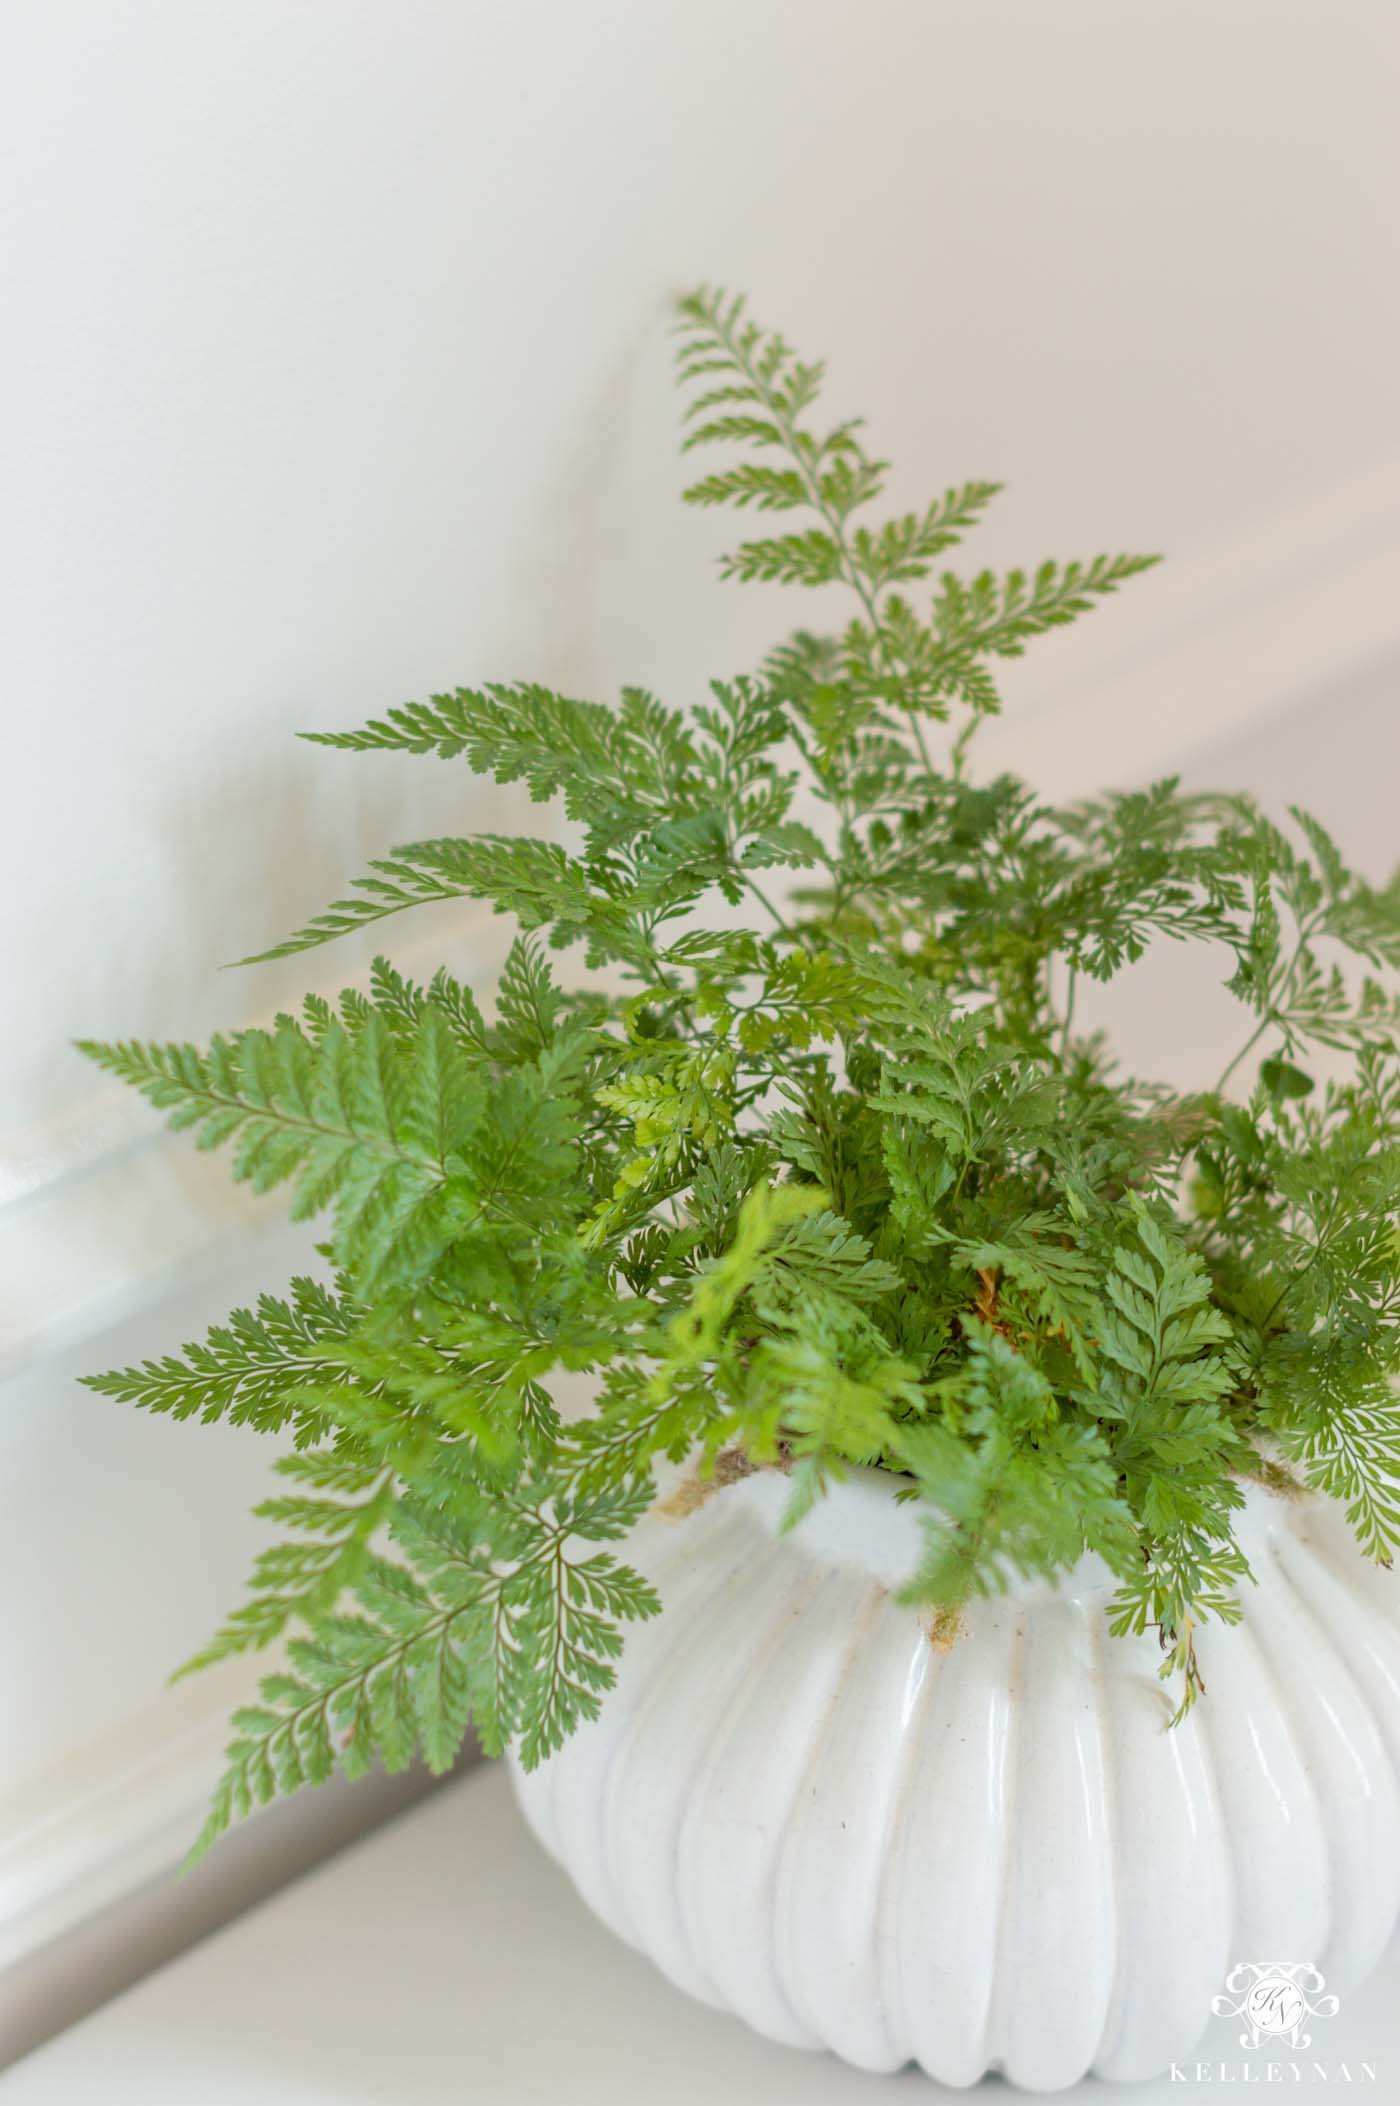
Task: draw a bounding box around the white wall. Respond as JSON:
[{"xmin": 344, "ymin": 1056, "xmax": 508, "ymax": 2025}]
[{"xmin": 2, "ymin": 0, "xmax": 1399, "ymax": 2052}]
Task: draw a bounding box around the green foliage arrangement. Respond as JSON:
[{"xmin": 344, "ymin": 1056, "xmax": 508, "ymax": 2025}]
[{"xmin": 82, "ymin": 289, "xmax": 1400, "ymax": 1861}]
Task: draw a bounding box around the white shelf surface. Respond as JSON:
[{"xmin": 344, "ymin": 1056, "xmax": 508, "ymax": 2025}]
[{"xmin": 5, "ymin": 1763, "xmax": 1400, "ymax": 2101}]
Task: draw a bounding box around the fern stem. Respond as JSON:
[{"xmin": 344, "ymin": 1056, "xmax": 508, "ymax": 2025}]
[
  {"xmin": 1213, "ymin": 1011, "xmax": 1274, "ymax": 1097},
  {"xmin": 949, "ymin": 712, "xmax": 979, "ymax": 781},
  {"xmin": 1059, "ymin": 965, "xmax": 1078, "ymax": 1063},
  {"xmin": 740, "ymin": 871, "xmax": 793, "ymax": 936},
  {"xmin": 1214, "ymin": 907, "xmax": 1326, "ymax": 1095},
  {"xmin": 907, "ymin": 710, "xmax": 935, "ymax": 773},
  {"xmin": 705, "ymin": 303, "xmax": 934, "ymax": 787}
]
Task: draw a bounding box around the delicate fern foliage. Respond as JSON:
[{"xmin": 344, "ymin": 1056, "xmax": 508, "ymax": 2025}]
[
  {"xmin": 1282, "ymin": 1380, "xmax": 1400, "ymax": 1562},
  {"xmin": 177, "ymin": 1452, "xmax": 398, "ymax": 1680},
  {"xmin": 78, "ymin": 996, "xmax": 586, "ymax": 1299},
  {"xmin": 674, "ymin": 286, "xmax": 1157, "ymax": 750},
  {"xmin": 82, "ymin": 1277, "xmax": 355, "ymax": 1438},
  {"xmin": 190, "ymin": 1480, "xmax": 658, "ymax": 1864},
  {"xmin": 82, "ymin": 284, "xmax": 1400, "ymax": 1855}
]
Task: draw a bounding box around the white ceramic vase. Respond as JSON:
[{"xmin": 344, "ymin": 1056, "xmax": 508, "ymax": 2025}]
[{"xmin": 509, "ymin": 1464, "xmax": 1400, "ymax": 2090}]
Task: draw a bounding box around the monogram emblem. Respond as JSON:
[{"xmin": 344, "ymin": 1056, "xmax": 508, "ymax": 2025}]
[{"xmin": 1212, "ymin": 1961, "xmax": 1340, "ymax": 2050}]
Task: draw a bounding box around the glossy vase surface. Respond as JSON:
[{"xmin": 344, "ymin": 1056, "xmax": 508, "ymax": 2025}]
[{"xmin": 509, "ymin": 1465, "xmax": 1400, "ymax": 2090}]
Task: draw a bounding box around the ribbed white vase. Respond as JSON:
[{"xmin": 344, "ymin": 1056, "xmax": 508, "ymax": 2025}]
[{"xmin": 509, "ymin": 1465, "xmax": 1400, "ymax": 2090}]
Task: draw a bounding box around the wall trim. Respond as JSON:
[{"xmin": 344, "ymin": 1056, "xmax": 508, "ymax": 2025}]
[
  {"xmin": 0, "ymin": 1658, "xmax": 274, "ymax": 1981},
  {"xmin": 0, "ymin": 1716, "xmax": 446, "ymax": 2067}
]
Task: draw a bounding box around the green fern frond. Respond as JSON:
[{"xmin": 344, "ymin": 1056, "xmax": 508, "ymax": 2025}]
[
  {"xmin": 1095, "ymin": 1206, "xmax": 1237, "ymax": 1408},
  {"xmin": 305, "ymin": 683, "xmax": 696, "ymax": 834},
  {"xmin": 849, "ymin": 483, "xmax": 1004, "ymax": 591},
  {"xmin": 175, "ymin": 1459, "xmax": 397, "ymax": 1679},
  {"xmin": 719, "ymin": 528, "xmax": 845, "ymax": 588},
  {"xmin": 188, "ymin": 1480, "xmax": 659, "ymax": 1863},
  {"xmin": 79, "ymin": 1006, "xmax": 487, "ymax": 1294},
  {"xmin": 929, "ymin": 554, "xmax": 1161, "ymax": 660},
  {"xmin": 236, "ymin": 856, "xmax": 480, "ymax": 963},
  {"xmin": 81, "ymin": 1277, "xmax": 356, "ymax": 1436},
  {"xmin": 681, "ymin": 463, "xmax": 808, "ymax": 512},
  {"xmin": 1275, "ymin": 1369, "xmax": 1400, "ymax": 1564}
]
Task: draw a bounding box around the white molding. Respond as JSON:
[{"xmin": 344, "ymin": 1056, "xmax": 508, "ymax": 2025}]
[
  {"xmin": 0, "ymin": 1711, "xmax": 445, "ymax": 2068},
  {"xmin": 0, "ymin": 1659, "xmax": 268, "ymax": 1978}
]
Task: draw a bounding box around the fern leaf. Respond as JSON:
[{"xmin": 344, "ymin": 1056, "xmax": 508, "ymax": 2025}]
[
  {"xmin": 1277, "ymin": 1371, "xmax": 1400, "ymax": 1564},
  {"xmin": 188, "ymin": 1481, "xmax": 659, "ymax": 1860},
  {"xmin": 850, "ymin": 483, "xmax": 1003, "ymax": 590},
  {"xmin": 175, "ymin": 1459, "xmax": 396, "ymax": 1678},
  {"xmin": 719, "ymin": 529, "xmax": 845, "ymax": 588},
  {"xmin": 81, "ymin": 1277, "xmax": 357, "ymax": 1435},
  {"xmin": 236, "ymin": 856, "xmax": 478, "ymax": 963},
  {"xmin": 79, "ymin": 1007, "xmax": 488, "ymax": 1294},
  {"xmin": 304, "ymin": 683, "xmax": 696, "ymax": 838},
  {"xmin": 931, "ymin": 554, "xmax": 1161, "ymax": 663},
  {"xmin": 681, "ymin": 463, "xmax": 807, "ymax": 512}
]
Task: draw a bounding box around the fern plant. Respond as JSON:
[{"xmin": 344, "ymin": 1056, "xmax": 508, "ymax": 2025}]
[{"xmin": 82, "ymin": 287, "xmax": 1400, "ymax": 1861}]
